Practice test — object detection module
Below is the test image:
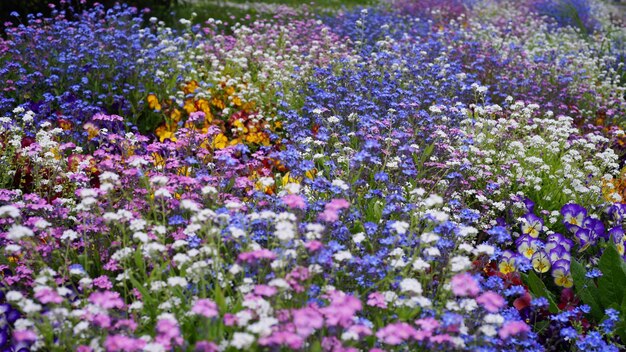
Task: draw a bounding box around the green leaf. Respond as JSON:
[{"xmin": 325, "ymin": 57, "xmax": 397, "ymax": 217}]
[
  {"xmin": 310, "ymin": 340, "xmax": 323, "ymax": 352},
  {"xmin": 570, "ymin": 259, "xmax": 603, "ymax": 321},
  {"xmin": 597, "ymin": 244, "xmax": 626, "ymax": 309},
  {"xmin": 129, "ymin": 275, "xmax": 155, "ymax": 322},
  {"xmin": 618, "ymin": 294, "xmax": 626, "ymax": 343},
  {"xmin": 523, "ymin": 271, "xmax": 559, "ymax": 314}
]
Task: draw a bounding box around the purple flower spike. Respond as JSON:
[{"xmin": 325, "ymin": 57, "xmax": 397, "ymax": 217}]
[{"xmin": 561, "ymin": 203, "xmax": 587, "ymax": 228}]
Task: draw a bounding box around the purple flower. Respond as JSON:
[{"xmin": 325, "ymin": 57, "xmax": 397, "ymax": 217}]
[
  {"xmin": 88, "ymin": 291, "xmax": 124, "ymax": 310},
  {"xmin": 34, "ymin": 288, "xmax": 63, "ymax": 304},
  {"xmin": 366, "ymin": 292, "xmax": 387, "ymax": 309},
  {"xmin": 282, "ymin": 194, "xmax": 306, "ymax": 209},
  {"xmin": 293, "ymin": 307, "xmax": 324, "ymax": 337},
  {"xmin": 583, "ymin": 217, "xmax": 606, "ymax": 240},
  {"xmin": 574, "ymin": 227, "xmax": 595, "ymax": 251},
  {"xmin": 520, "ymin": 213, "xmax": 543, "ymax": 238},
  {"xmin": 375, "ymin": 322, "xmax": 419, "ymax": 345},
  {"xmin": 318, "ymin": 199, "xmax": 350, "ymax": 222},
  {"xmin": 192, "ymin": 299, "xmax": 219, "ymax": 318},
  {"xmin": 321, "ymin": 291, "xmax": 362, "ymax": 328},
  {"xmin": 450, "ymin": 273, "xmax": 480, "ymax": 297},
  {"xmin": 561, "ymin": 203, "xmax": 587, "ymax": 228},
  {"xmin": 516, "ymin": 235, "xmax": 543, "ymax": 260},
  {"xmin": 546, "ymin": 233, "xmax": 573, "ymax": 252},
  {"xmin": 258, "ymin": 331, "xmax": 304, "ymax": 350},
  {"xmin": 498, "ymin": 321, "xmax": 530, "ymax": 340},
  {"xmin": 476, "ymin": 291, "xmax": 506, "ymax": 312},
  {"xmin": 104, "ymin": 334, "xmax": 146, "ymax": 352}
]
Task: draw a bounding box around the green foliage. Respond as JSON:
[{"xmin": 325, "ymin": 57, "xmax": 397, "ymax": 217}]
[
  {"xmin": 522, "ymin": 270, "xmax": 559, "ymax": 314},
  {"xmin": 597, "ymin": 244, "xmax": 626, "ymax": 309},
  {"xmin": 572, "ymin": 244, "xmax": 626, "ymax": 341},
  {"xmin": 571, "ymin": 259, "xmax": 603, "ymax": 321}
]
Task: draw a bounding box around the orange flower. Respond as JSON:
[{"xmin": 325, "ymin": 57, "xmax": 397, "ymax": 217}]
[
  {"xmin": 212, "ymin": 98, "xmax": 225, "ymax": 110},
  {"xmin": 183, "ymin": 80, "xmax": 199, "ymax": 95},
  {"xmin": 184, "ymin": 99, "xmax": 197, "ymax": 114},
  {"xmin": 170, "ymin": 109, "xmax": 182, "ymax": 123},
  {"xmin": 83, "ymin": 123, "xmax": 100, "ymax": 140},
  {"xmin": 58, "ymin": 119, "xmax": 72, "ymax": 130}
]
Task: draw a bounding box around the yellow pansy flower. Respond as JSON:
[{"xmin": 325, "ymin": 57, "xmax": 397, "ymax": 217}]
[
  {"xmin": 184, "ymin": 99, "xmax": 197, "ymax": 114},
  {"xmin": 212, "ymin": 133, "xmax": 228, "ymax": 149},
  {"xmin": 147, "ymin": 94, "xmax": 162, "ymax": 111},
  {"xmin": 184, "ymin": 80, "xmax": 199, "ymax": 95},
  {"xmin": 212, "ymin": 98, "xmax": 225, "ymax": 110},
  {"xmin": 155, "ymin": 124, "xmax": 177, "ymax": 142}
]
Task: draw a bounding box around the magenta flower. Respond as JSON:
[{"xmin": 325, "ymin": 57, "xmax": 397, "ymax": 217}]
[
  {"xmin": 282, "ymin": 194, "xmax": 306, "ymax": 209},
  {"xmin": 253, "ymin": 284, "xmax": 277, "ymax": 297},
  {"xmin": 104, "ymin": 335, "xmax": 146, "ymax": 352},
  {"xmin": 415, "ymin": 317, "xmax": 440, "ymax": 331},
  {"xmin": 89, "ymin": 291, "xmax": 124, "ymax": 310},
  {"xmin": 192, "ymin": 299, "xmax": 219, "ymax": 318},
  {"xmin": 450, "ymin": 272, "xmax": 480, "ymax": 297},
  {"xmin": 34, "ymin": 288, "xmax": 63, "ymax": 304},
  {"xmin": 293, "ymin": 306, "xmax": 324, "ymax": 337},
  {"xmin": 476, "ymin": 291, "xmax": 506, "ymax": 313},
  {"xmin": 304, "ymin": 240, "xmax": 323, "ymax": 252},
  {"xmin": 194, "ymin": 341, "xmax": 219, "ymax": 352},
  {"xmin": 93, "ymin": 275, "xmax": 113, "ymax": 290},
  {"xmin": 366, "ymin": 292, "xmax": 387, "ymax": 309},
  {"xmin": 258, "ymin": 331, "xmax": 304, "ymax": 349},
  {"xmin": 223, "ymin": 313, "xmax": 238, "ymax": 326},
  {"xmin": 318, "ymin": 198, "xmax": 350, "ymax": 222},
  {"xmin": 321, "ymin": 291, "xmax": 362, "ymax": 328},
  {"xmin": 375, "ymin": 322, "xmax": 419, "ymax": 345},
  {"xmin": 237, "ymin": 248, "xmax": 277, "ymax": 263},
  {"xmin": 498, "ymin": 321, "xmax": 531, "ymax": 339},
  {"xmin": 431, "ymin": 334, "xmax": 453, "ymax": 344},
  {"xmin": 155, "ymin": 318, "xmax": 183, "ymax": 349}
]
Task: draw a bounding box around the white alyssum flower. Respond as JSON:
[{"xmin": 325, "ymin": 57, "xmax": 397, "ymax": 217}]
[
  {"xmin": 0, "ymin": 205, "xmax": 20, "ymax": 218},
  {"xmin": 334, "ymin": 250, "xmax": 353, "ymax": 262},
  {"xmin": 7, "ymin": 225, "xmax": 34, "ymax": 241},
  {"xmin": 390, "ymin": 221, "xmax": 410, "ymax": 234},
  {"xmin": 450, "ymin": 256, "xmax": 472, "ymax": 272},
  {"xmin": 399, "ymin": 278, "xmax": 423, "ymax": 296},
  {"xmin": 412, "ymin": 258, "xmax": 431, "ymax": 272}
]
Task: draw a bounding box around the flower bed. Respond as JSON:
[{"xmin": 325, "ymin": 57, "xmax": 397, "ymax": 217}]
[{"xmin": 1, "ymin": 0, "xmax": 626, "ymax": 351}]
